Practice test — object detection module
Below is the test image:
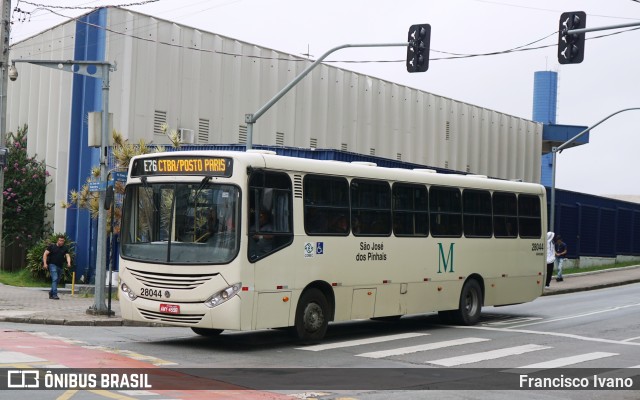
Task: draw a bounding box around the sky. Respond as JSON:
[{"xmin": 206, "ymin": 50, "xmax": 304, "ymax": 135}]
[{"xmin": 8, "ymin": 0, "xmax": 640, "ymax": 196}]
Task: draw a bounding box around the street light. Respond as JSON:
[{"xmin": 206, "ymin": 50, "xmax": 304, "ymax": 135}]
[
  {"xmin": 244, "ymin": 42, "xmax": 408, "ymax": 150},
  {"xmin": 550, "ymin": 107, "xmax": 640, "ymax": 232},
  {"xmin": 11, "ymin": 59, "xmax": 116, "ymax": 315}
]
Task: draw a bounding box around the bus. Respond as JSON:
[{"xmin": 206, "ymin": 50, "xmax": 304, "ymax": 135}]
[{"xmin": 118, "ymin": 150, "xmax": 547, "ymax": 341}]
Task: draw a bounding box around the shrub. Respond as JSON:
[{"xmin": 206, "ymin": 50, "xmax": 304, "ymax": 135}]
[
  {"xmin": 25, "ymin": 233, "xmax": 76, "ymax": 284},
  {"xmin": 2, "ymin": 124, "xmax": 53, "ymax": 250}
]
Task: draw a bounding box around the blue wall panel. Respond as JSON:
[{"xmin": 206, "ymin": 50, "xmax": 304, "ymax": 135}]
[
  {"xmin": 616, "ymin": 208, "xmax": 633, "ymax": 254},
  {"xmin": 65, "ymin": 8, "xmax": 107, "ymax": 283}
]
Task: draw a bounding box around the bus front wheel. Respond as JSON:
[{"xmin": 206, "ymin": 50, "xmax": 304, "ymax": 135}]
[
  {"xmin": 295, "ymin": 288, "xmax": 329, "ymax": 342},
  {"xmin": 452, "ymin": 279, "xmax": 482, "ymax": 325},
  {"xmin": 191, "ymin": 327, "xmax": 224, "ymax": 337}
]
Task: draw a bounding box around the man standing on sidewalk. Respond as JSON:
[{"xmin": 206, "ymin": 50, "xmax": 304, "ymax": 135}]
[
  {"xmin": 545, "ymin": 232, "xmax": 556, "ymax": 288},
  {"xmin": 43, "ymin": 235, "xmax": 72, "ymax": 300},
  {"xmin": 554, "ymin": 234, "xmax": 568, "ymax": 282}
]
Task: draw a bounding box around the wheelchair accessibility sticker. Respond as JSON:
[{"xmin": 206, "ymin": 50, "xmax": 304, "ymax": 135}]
[{"xmin": 304, "ymin": 242, "xmax": 323, "ymax": 258}]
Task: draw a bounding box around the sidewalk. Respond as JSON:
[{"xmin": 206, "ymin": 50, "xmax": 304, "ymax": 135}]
[{"xmin": 1, "ymin": 266, "xmax": 639, "ymax": 326}]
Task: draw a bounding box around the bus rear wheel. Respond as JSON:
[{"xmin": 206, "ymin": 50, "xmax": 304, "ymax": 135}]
[
  {"xmin": 191, "ymin": 327, "xmax": 224, "ymax": 337},
  {"xmin": 295, "ymin": 288, "xmax": 329, "ymax": 343},
  {"xmin": 452, "ymin": 279, "xmax": 482, "ymax": 325}
]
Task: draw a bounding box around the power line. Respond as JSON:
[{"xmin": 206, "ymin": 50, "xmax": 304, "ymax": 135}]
[
  {"xmin": 18, "ymin": 0, "xmax": 161, "ymax": 9},
  {"xmin": 9, "ymin": 5, "xmax": 640, "ymax": 65}
]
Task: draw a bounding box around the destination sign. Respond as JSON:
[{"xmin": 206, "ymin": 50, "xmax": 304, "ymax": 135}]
[{"xmin": 131, "ymin": 156, "xmax": 233, "ymax": 177}]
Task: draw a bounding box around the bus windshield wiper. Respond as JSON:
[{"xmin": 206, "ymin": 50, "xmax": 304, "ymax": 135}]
[
  {"xmin": 140, "ymin": 176, "xmax": 157, "ymax": 212},
  {"xmin": 194, "ymin": 176, "xmax": 212, "ymax": 198}
]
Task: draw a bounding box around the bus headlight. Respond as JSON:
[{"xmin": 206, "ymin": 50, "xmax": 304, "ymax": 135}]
[
  {"xmin": 205, "ymin": 283, "xmax": 242, "ymax": 308},
  {"xmin": 120, "ymin": 282, "xmax": 138, "ymax": 300}
]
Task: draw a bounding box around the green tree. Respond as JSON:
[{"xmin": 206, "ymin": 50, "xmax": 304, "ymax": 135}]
[{"xmin": 2, "ymin": 124, "xmax": 53, "ymax": 250}]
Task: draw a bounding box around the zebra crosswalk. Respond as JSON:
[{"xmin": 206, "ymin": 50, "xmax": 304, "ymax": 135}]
[{"xmin": 296, "ymin": 331, "xmax": 636, "ymax": 371}]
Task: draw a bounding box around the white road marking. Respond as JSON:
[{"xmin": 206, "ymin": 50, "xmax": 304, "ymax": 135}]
[
  {"xmin": 455, "ymin": 325, "xmax": 640, "ymax": 346},
  {"xmin": 427, "ymin": 344, "xmax": 551, "ymax": 367},
  {"xmin": 508, "ymin": 352, "xmax": 619, "ymax": 372},
  {"xmin": 508, "ymin": 303, "xmax": 640, "ymax": 328},
  {"xmin": 296, "ymin": 332, "xmax": 428, "ymax": 351},
  {"xmin": 356, "ymin": 337, "xmax": 490, "ymax": 359},
  {"xmin": 0, "ymin": 351, "xmax": 46, "ymax": 363},
  {"xmin": 484, "ymin": 317, "xmax": 543, "ymax": 326}
]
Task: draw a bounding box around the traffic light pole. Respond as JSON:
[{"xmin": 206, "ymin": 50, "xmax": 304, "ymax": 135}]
[
  {"xmin": 244, "ymin": 42, "xmax": 407, "ymax": 150},
  {"xmin": 550, "ymin": 107, "xmax": 640, "ymax": 232},
  {"xmin": 566, "ymin": 20, "xmax": 640, "ymax": 35}
]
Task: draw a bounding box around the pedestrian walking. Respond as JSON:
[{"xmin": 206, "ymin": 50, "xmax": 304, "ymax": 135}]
[
  {"xmin": 545, "ymin": 232, "xmax": 555, "ymax": 288},
  {"xmin": 43, "ymin": 235, "xmax": 72, "ymax": 300},
  {"xmin": 554, "ymin": 234, "xmax": 568, "ymax": 282}
]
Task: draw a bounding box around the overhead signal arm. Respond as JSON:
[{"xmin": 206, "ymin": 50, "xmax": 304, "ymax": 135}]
[{"xmin": 557, "ymin": 11, "xmax": 640, "ymax": 64}]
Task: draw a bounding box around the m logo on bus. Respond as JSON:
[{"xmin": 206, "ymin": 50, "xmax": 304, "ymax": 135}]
[{"xmin": 437, "ymin": 243, "xmax": 455, "ymax": 273}]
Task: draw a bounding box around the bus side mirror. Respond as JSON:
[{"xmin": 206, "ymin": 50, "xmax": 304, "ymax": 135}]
[{"xmin": 104, "ymin": 185, "xmax": 114, "ymax": 209}]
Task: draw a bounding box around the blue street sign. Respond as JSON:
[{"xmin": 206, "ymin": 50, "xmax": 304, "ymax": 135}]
[
  {"xmin": 88, "ymin": 181, "xmax": 107, "ymax": 192},
  {"xmin": 112, "ymin": 171, "xmax": 127, "ymax": 182}
]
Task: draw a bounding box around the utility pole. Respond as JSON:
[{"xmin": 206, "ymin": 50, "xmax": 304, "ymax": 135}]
[
  {"xmin": 0, "ymin": 0, "xmax": 11, "ymax": 269},
  {"xmin": 11, "ymin": 59, "xmax": 114, "ymax": 314}
]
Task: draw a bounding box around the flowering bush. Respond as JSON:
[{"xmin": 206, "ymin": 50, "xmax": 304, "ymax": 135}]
[{"xmin": 2, "ymin": 124, "xmax": 53, "ymax": 249}]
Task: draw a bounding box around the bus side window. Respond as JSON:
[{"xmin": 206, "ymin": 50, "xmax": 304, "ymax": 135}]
[
  {"xmin": 430, "ymin": 186, "xmax": 462, "ymax": 237},
  {"xmin": 303, "ymin": 175, "xmax": 349, "ymax": 235},
  {"xmin": 518, "ymin": 194, "xmax": 542, "ymax": 238},
  {"xmin": 392, "ymin": 183, "xmax": 429, "ymax": 237},
  {"xmin": 493, "ymin": 192, "xmax": 518, "ymax": 238},
  {"xmin": 351, "ymin": 179, "xmax": 391, "ymax": 236}
]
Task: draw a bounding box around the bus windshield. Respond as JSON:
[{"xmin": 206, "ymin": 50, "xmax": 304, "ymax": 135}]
[{"xmin": 121, "ymin": 180, "xmax": 240, "ymax": 264}]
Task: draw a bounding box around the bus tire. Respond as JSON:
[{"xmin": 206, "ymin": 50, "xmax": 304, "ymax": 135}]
[
  {"xmin": 191, "ymin": 327, "xmax": 224, "ymax": 337},
  {"xmin": 452, "ymin": 279, "xmax": 482, "ymax": 325},
  {"xmin": 295, "ymin": 288, "xmax": 329, "ymax": 343}
]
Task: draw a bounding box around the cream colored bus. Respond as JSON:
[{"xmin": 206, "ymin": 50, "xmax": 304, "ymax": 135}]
[{"xmin": 119, "ymin": 150, "xmax": 547, "ymax": 341}]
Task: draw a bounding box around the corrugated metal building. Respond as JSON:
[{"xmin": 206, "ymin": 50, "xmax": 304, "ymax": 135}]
[{"xmin": 7, "ymin": 7, "xmax": 543, "ymax": 270}]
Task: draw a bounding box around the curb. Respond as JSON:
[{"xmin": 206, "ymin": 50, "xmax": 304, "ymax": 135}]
[
  {"xmin": 542, "ymin": 277, "xmax": 640, "ymax": 296},
  {"xmin": 1, "ymin": 315, "xmax": 174, "ymax": 327}
]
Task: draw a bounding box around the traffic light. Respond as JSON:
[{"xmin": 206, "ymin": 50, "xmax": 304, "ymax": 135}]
[
  {"xmin": 406, "ymin": 24, "xmax": 431, "ymax": 73},
  {"xmin": 557, "ymin": 11, "xmax": 586, "ymax": 64}
]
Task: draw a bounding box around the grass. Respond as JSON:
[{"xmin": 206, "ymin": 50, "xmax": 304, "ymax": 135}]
[
  {"xmin": 562, "ymin": 261, "xmax": 639, "ymax": 275},
  {"xmin": 0, "ymin": 268, "xmax": 49, "ymax": 287},
  {"xmin": 0, "ymin": 269, "xmax": 120, "ymax": 301}
]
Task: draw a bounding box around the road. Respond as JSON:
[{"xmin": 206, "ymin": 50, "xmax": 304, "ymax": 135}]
[{"xmin": 1, "ymin": 283, "xmax": 639, "ymax": 399}]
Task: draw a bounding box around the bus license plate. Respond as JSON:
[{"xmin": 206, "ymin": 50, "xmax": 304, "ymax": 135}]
[{"xmin": 159, "ymin": 304, "xmax": 180, "ymax": 314}]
